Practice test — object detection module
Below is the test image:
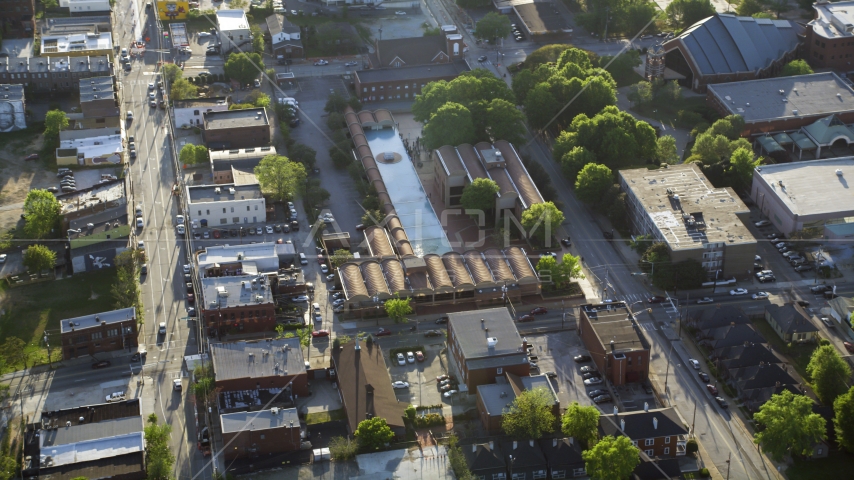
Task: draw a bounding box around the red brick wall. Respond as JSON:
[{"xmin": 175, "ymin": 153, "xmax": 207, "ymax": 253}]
[
  {"xmin": 61, "ymin": 320, "xmax": 138, "ymax": 360},
  {"xmin": 634, "ymin": 435, "xmax": 682, "ymax": 458},
  {"xmin": 355, "ymin": 74, "xmax": 460, "ymax": 103},
  {"xmin": 578, "ymin": 311, "xmax": 649, "ymax": 386},
  {"xmin": 202, "ymin": 304, "xmax": 277, "ymax": 334},
  {"xmin": 805, "ymin": 28, "xmax": 854, "ymax": 70},
  {"xmin": 203, "ymin": 125, "xmax": 271, "ymax": 149},
  {"xmin": 221, "ymin": 425, "xmax": 301, "ymax": 461},
  {"xmin": 216, "ymin": 372, "xmax": 309, "ymax": 398}
]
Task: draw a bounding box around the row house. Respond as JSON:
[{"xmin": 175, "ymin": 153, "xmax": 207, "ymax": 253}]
[{"xmin": 0, "ymin": 55, "xmax": 112, "ymax": 93}]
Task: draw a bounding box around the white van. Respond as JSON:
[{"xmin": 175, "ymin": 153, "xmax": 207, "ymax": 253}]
[{"xmin": 299, "ymin": 253, "xmax": 307, "ymax": 265}]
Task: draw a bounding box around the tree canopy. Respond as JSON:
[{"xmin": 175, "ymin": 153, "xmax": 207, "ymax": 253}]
[
  {"xmin": 753, "ymin": 390, "xmax": 826, "ymax": 461},
  {"xmin": 780, "ymin": 59, "xmax": 813, "ymax": 77},
  {"xmin": 561, "ymin": 401, "xmax": 600, "ymax": 447},
  {"xmin": 666, "ymin": 0, "xmax": 716, "ymax": 29},
  {"xmin": 162, "ymin": 63, "xmax": 183, "ymax": 83},
  {"xmin": 576, "ymin": 0, "xmax": 658, "ymax": 38},
  {"xmin": 807, "ymin": 345, "xmax": 852, "ymax": 406},
  {"xmin": 501, "ymin": 387, "xmax": 556, "ymax": 439},
  {"xmin": 422, "ymin": 102, "xmax": 476, "ymax": 150},
  {"xmin": 355, "ymin": 417, "xmax": 394, "ymax": 451},
  {"xmin": 23, "ymin": 189, "xmax": 61, "ymax": 239},
  {"xmin": 727, "ymin": 147, "xmax": 763, "ymax": 191},
  {"xmin": 521, "ymin": 202, "xmax": 565, "ymax": 246},
  {"xmin": 575, "ymin": 163, "xmax": 613, "ymax": 205},
  {"xmin": 460, "ymin": 178, "xmax": 499, "ymax": 215},
  {"xmin": 582, "ymin": 435, "xmax": 640, "ymax": 480},
  {"xmin": 329, "ymin": 249, "xmax": 354, "ymax": 269},
  {"xmin": 144, "ymin": 415, "xmax": 175, "ymax": 480},
  {"xmin": 179, "ymin": 144, "xmax": 208, "ymax": 165},
  {"xmin": 23, "ymin": 244, "xmax": 56, "ymax": 273},
  {"xmin": 835, "ymin": 386, "xmax": 854, "ymax": 452},
  {"xmin": 224, "ymin": 52, "xmax": 265, "ymax": 85},
  {"xmin": 170, "ymin": 78, "xmax": 198, "ymax": 100},
  {"xmin": 473, "ymin": 12, "xmax": 511, "ymax": 43},
  {"xmin": 553, "ymin": 106, "xmax": 657, "ymax": 173},
  {"xmin": 289, "ymin": 143, "xmax": 317, "ymax": 170},
  {"xmin": 254, "ymin": 155, "xmax": 307, "ymax": 203},
  {"xmin": 385, "ymin": 298, "xmax": 413, "ymax": 323}
]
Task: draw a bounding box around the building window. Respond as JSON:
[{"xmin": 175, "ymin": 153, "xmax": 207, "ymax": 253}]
[
  {"xmin": 551, "ymin": 471, "xmax": 566, "ymax": 480},
  {"xmin": 632, "ymin": 440, "xmax": 638, "ymax": 447},
  {"xmin": 496, "ymin": 367, "xmax": 503, "ymax": 374},
  {"xmin": 664, "ymin": 447, "xmax": 670, "ymax": 455},
  {"xmin": 571, "ymin": 468, "xmax": 586, "ymax": 477},
  {"xmin": 223, "ymin": 208, "xmax": 226, "ymax": 213},
  {"xmin": 492, "ymin": 474, "xmax": 506, "ymax": 480},
  {"xmin": 532, "ymin": 471, "xmax": 546, "ymax": 480},
  {"xmin": 247, "ymin": 206, "xmax": 250, "ymax": 211},
  {"xmin": 260, "ymin": 435, "xmax": 265, "ymax": 439},
  {"xmin": 645, "ymin": 449, "xmax": 654, "ymax": 457},
  {"xmin": 665, "ymin": 436, "xmax": 670, "ymax": 443},
  {"xmin": 638, "ymin": 356, "xmax": 642, "ymax": 364},
  {"xmin": 254, "ymin": 205, "xmax": 258, "ymax": 210},
  {"xmin": 645, "ymin": 439, "xmax": 654, "ymax": 446},
  {"xmin": 511, "ymin": 473, "xmax": 525, "ymax": 480},
  {"xmin": 233, "ymin": 217, "xmax": 239, "ymax": 223},
  {"xmin": 107, "ymin": 328, "xmax": 118, "ymax": 337},
  {"xmin": 194, "ymin": 110, "xmax": 199, "ymax": 115},
  {"xmin": 206, "ymin": 209, "xmax": 210, "ymax": 215},
  {"xmin": 91, "ymin": 332, "xmax": 102, "ymax": 340},
  {"xmin": 220, "ymin": 218, "xmax": 227, "ymax": 224}
]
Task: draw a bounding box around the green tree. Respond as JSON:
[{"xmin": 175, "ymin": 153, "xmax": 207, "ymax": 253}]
[
  {"xmin": 361, "ymin": 209, "xmax": 384, "ymax": 227},
  {"xmin": 656, "ymin": 135, "xmax": 679, "ymax": 165},
  {"xmin": 666, "ymin": 0, "xmax": 716, "ymax": 29},
  {"xmin": 560, "ymin": 253, "xmax": 584, "ymax": 281},
  {"xmin": 559, "ymin": 145, "xmax": 595, "ymax": 183},
  {"xmin": 561, "ymin": 401, "xmax": 601, "ymax": 448},
  {"xmin": 224, "ymin": 52, "xmax": 265, "ymax": 85},
  {"xmin": 245, "ymin": 90, "xmax": 271, "ymax": 108},
  {"xmin": 254, "ymin": 154, "xmax": 307, "ymax": 202},
  {"xmin": 324, "ymin": 92, "xmax": 349, "ymax": 114},
  {"xmin": 44, "ymin": 109, "xmax": 68, "ymax": 149},
  {"xmin": 753, "ymin": 390, "xmax": 827, "ymax": 461},
  {"xmin": 112, "ymin": 250, "xmax": 143, "ymax": 321},
  {"xmin": 250, "ymin": 24, "xmax": 264, "ymax": 53},
  {"xmin": 727, "ymin": 147, "xmax": 762, "ymax": 190},
  {"xmin": 535, "ymin": 255, "xmax": 559, "ymax": 285},
  {"xmin": 736, "ymin": 0, "xmax": 763, "ymax": 16},
  {"xmin": 780, "ymin": 59, "xmax": 814, "ymax": 77},
  {"xmin": 179, "ymin": 144, "xmax": 206, "ymax": 165},
  {"xmin": 162, "ymin": 63, "xmax": 183, "ymax": 83},
  {"xmin": 460, "ymin": 178, "xmax": 499, "ymax": 215},
  {"xmin": 501, "ymin": 387, "xmax": 556, "ymax": 439},
  {"xmin": 23, "ymin": 244, "xmax": 56, "ymax": 272},
  {"xmin": 484, "ymin": 98, "xmax": 525, "ymax": 144},
  {"xmin": 329, "ymin": 249, "xmax": 354, "ymax": 269},
  {"xmin": 627, "ymin": 81, "xmax": 653, "ymax": 107},
  {"xmin": 835, "ymin": 386, "xmax": 854, "ymax": 452},
  {"xmin": 523, "ymin": 83, "xmax": 559, "ymax": 130},
  {"xmin": 767, "ymin": 0, "xmax": 790, "ymax": 18},
  {"xmin": 422, "ymin": 102, "xmax": 475, "ymax": 150},
  {"xmin": 522, "ymin": 44, "xmax": 577, "ymax": 70},
  {"xmin": 144, "ymin": 415, "xmax": 175, "ymax": 480},
  {"xmin": 473, "ymin": 12, "xmax": 511, "ymax": 43},
  {"xmin": 328, "ymin": 436, "xmax": 359, "ymax": 460},
  {"xmin": 385, "ymin": 297, "xmax": 413, "ymax": 323},
  {"xmin": 455, "ymin": 0, "xmax": 491, "ymax": 7},
  {"xmin": 521, "ymin": 202, "xmax": 565, "ymax": 245},
  {"xmin": 583, "ymin": 435, "xmax": 640, "ymax": 480},
  {"xmin": 170, "ymin": 78, "xmax": 198, "ymax": 100},
  {"xmin": 575, "ymin": 163, "xmax": 613, "ymax": 205},
  {"xmin": 42, "ymin": 0, "xmax": 59, "ymax": 9},
  {"xmin": 289, "ymin": 143, "xmax": 317, "ymax": 170},
  {"xmin": 354, "ymin": 417, "xmax": 394, "ymax": 451},
  {"xmin": 0, "ymin": 337, "xmax": 27, "ymax": 369},
  {"xmin": 807, "ymin": 345, "xmax": 852, "ymax": 406},
  {"xmin": 23, "ymin": 189, "xmax": 61, "ymax": 239}
]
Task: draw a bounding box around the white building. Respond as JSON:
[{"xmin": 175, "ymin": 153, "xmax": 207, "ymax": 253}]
[
  {"xmin": 173, "ymin": 97, "xmax": 228, "ymax": 128},
  {"xmin": 216, "ymin": 10, "xmax": 252, "ymax": 54},
  {"xmin": 59, "ymin": 0, "xmax": 111, "ymax": 12},
  {"xmin": 41, "ymin": 32, "xmax": 113, "ymax": 57},
  {"xmin": 56, "ymin": 129, "xmax": 123, "ymax": 166},
  {"xmin": 197, "ymin": 242, "xmax": 295, "ymax": 274},
  {"xmin": 0, "ymin": 84, "xmax": 27, "ymax": 132},
  {"xmin": 186, "ymin": 184, "xmax": 265, "ymax": 227}
]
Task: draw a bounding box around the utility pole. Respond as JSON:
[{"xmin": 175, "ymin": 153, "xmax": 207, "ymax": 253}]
[
  {"xmin": 691, "ymin": 402, "xmax": 697, "ymax": 437},
  {"xmin": 603, "ymin": 6, "xmax": 610, "ymax": 41},
  {"xmin": 726, "ymin": 452, "xmax": 731, "ymax": 480},
  {"xmin": 561, "ymin": 300, "xmax": 565, "ymax": 328}
]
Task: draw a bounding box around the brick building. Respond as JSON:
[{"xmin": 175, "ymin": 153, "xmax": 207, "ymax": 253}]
[
  {"xmin": 210, "ymin": 146, "xmax": 276, "ymax": 184},
  {"xmin": 202, "ymin": 108, "xmax": 271, "ymax": 149},
  {"xmin": 79, "ymin": 76, "xmax": 120, "ymax": 118},
  {"xmin": 577, "ymin": 302, "xmax": 650, "ymax": 386},
  {"xmin": 0, "ymin": 0, "xmax": 35, "ymax": 38},
  {"xmin": 447, "ymin": 307, "xmax": 530, "ymax": 392},
  {"xmin": 220, "ymin": 407, "xmax": 302, "ymax": 461},
  {"xmin": 0, "ymin": 55, "xmax": 112, "ymax": 93},
  {"xmin": 60, "ymin": 307, "xmax": 138, "ymax": 360},
  {"xmin": 805, "ymin": 1, "xmax": 854, "ymax": 71},
  {"xmin": 200, "ymin": 274, "xmax": 277, "ymax": 335},
  {"xmin": 476, "ymin": 373, "xmax": 558, "ymax": 434},
  {"xmin": 209, "ymin": 338, "xmax": 309, "ymax": 397},
  {"xmin": 599, "ymin": 406, "xmax": 689, "ymax": 458},
  {"xmin": 620, "ymin": 164, "xmax": 757, "ymax": 280},
  {"xmin": 266, "ymin": 14, "xmax": 303, "ymax": 59}
]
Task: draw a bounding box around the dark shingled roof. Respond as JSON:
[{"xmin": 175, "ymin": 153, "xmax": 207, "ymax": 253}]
[
  {"xmin": 700, "ymin": 323, "xmax": 766, "ymax": 350},
  {"xmin": 599, "ymin": 407, "xmax": 688, "ymax": 440},
  {"xmin": 715, "ymin": 343, "xmax": 785, "ymax": 369},
  {"xmin": 729, "ymin": 363, "xmax": 799, "ymax": 391},
  {"xmin": 463, "ymin": 442, "xmax": 506, "ymax": 473},
  {"xmin": 330, "ymin": 341, "xmax": 406, "ymax": 433},
  {"xmin": 632, "ymin": 457, "xmax": 684, "ymax": 480},
  {"xmin": 37, "ymin": 451, "xmax": 145, "ymax": 480},
  {"xmin": 375, "ymin": 35, "xmax": 448, "ymax": 67},
  {"xmin": 765, "ymin": 303, "xmax": 820, "ymax": 335},
  {"xmin": 690, "ymin": 305, "xmax": 750, "ymax": 331},
  {"xmin": 538, "ymin": 438, "xmax": 584, "ymax": 470}
]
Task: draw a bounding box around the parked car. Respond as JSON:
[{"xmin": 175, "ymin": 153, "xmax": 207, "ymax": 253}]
[
  {"xmin": 583, "ymin": 377, "xmax": 603, "ymax": 386},
  {"xmin": 698, "ymin": 372, "xmax": 710, "ymax": 382},
  {"xmin": 582, "ymin": 372, "xmax": 601, "ymax": 380},
  {"xmin": 574, "ymin": 355, "xmax": 591, "ymax": 363},
  {"xmin": 845, "ymin": 342, "xmax": 854, "ymax": 353},
  {"xmin": 291, "ymin": 295, "xmax": 309, "ymax": 302},
  {"xmin": 477, "ymin": 55, "xmax": 487, "ymax": 62},
  {"xmin": 754, "ymin": 220, "xmax": 771, "ymax": 227},
  {"xmin": 416, "ymin": 351, "xmax": 425, "ymax": 362},
  {"xmin": 580, "ymin": 366, "xmax": 597, "ymax": 373},
  {"xmin": 396, "ymin": 353, "xmax": 406, "ymax": 366},
  {"xmin": 795, "ymin": 265, "xmax": 814, "ymax": 272},
  {"xmin": 392, "ymin": 381, "xmax": 410, "ymax": 389},
  {"xmin": 436, "ymin": 316, "xmax": 449, "ymax": 324},
  {"xmin": 311, "ymin": 329, "xmax": 330, "ymax": 338},
  {"xmin": 443, "ymin": 390, "xmax": 458, "ymax": 398},
  {"xmin": 696, "ymin": 297, "xmax": 714, "ymax": 304},
  {"xmin": 517, "ymin": 314, "xmax": 536, "ymax": 323},
  {"xmin": 92, "ymin": 360, "xmax": 111, "ymax": 369},
  {"xmin": 376, "ymin": 328, "xmax": 392, "ymax": 337},
  {"xmin": 530, "ymin": 306, "xmax": 548, "ymax": 315},
  {"xmin": 106, "ymin": 391, "xmax": 126, "ymax": 402},
  {"xmin": 715, "ymin": 397, "xmax": 729, "ymax": 409},
  {"xmin": 688, "ymin": 358, "xmax": 700, "ymax": 369},
  {"xmin": 752, "ymin": 291, "xmax": 769, "ymax": 300},
  {"xmin": 424, "ymin": 330, "xmax": 443, "ymax": 337},
  {"xmin": 810, "ymin": 285, "xmax": 832, "ymax": 293},
  {"xmin": 706, "ymin": 384, "xmax": 718, "ymax": 395},
  {"xmin": 406, "ymin": 351, "xmax": 415, "ymax": 363},
  {"xmin": 820, "ymin": 317, "xmax": 834, "ymax": 327},
  {"xmin": 593, "ymin": 394, "xmax": 612, "ymax": 404},
  {"xmin": 314, "ymin": 60, "xmax": 329, "ymax": 66}
]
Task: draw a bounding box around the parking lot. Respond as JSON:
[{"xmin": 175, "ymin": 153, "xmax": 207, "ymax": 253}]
[{"xmin": 387, "ymin": 343, "xmax": 447, "ymax": 407}]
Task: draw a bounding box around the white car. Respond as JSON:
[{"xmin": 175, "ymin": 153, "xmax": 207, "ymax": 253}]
[
  {"xmin": 397, "ymin": 353, "xmax": 406, "ymax": 366},
  {"xmin": 332, "ymin": 292, "xmax": 344, "ymax": 300},
  {"xmin": 321, "ymin": 264, "xmax": 329, "ymax": 273},
  {"xmin": 314, "ymin": 60, "xmax": 329, "ymax": 66},
  {"xmin": 0, "ymin": 254, "xmax": 6, "ymax": 263},
  {"xmin": 173, "ymin": 379, "xmax": 182, "ymax": 391},
  {"xmin": 159, "ymin": 322, "xmax": 166, "ymax": 334},
  {"xmin": 333, "ymin": 299, "xmax": 345, "ymax": 306},
  {"xmin": 395, "ymin": 11, "xmax": 406, "ymax": 15},
  {"xmin": 688, "ymin": 359, "xmax": 700, "ymax": 369},
  {"xmin": 323, "ymin": 216, "xmax": 335, "ymax": 224},
  {"xmin": 729, "ymin": 288, "xmax": 748, "ymax": 296},
  {"xmin": 177, "ymin": 225, "xmax": 186, "ymax": 235},
  {"xmin": 176, "ymin": 214, "xmax": 185, "ymax": 225},
  {"xmin": 443, "ymin": 389, "xmax": 458, "ymax": 398},
  {"xmin": 312, "ymin": 302, "xmax": 320, "ymax": 311},
  {"xmin": 149, "ymin": 92, "xmax": 156, "ymax": 99},
  {"xmin": 137, "ymin": 240, "xmax": 145, "ymax": 251},
  {"xmin": 406, "ymin": 351, "xmax": 415, "ymax": 363},
  {"xmin": 136, "ymin": 217, "xmax": 144, "ymax": 229},
  {"xmin": 106, "ymin": 391, "xmax": 125, "ymax": 402},
  {"xmin": 754, "ymin": 220, "xmax": 771, "ymax": 227},
  {"xmin": 326, "ymin": 274, "xmax": 335, "ymax": 282},
  {"xmin": 392, "ymin": 381, "xmax": 410, "ymax": 389},
  {"xmin": 265, "ymin": 225, "xmax": 273, "ymax": 234},
  {"xmin": 198, "ymin": 32, "xmax": 211, "ymax": 37},
  {"xmin": 148, "ymin": 83, "xmax": 155, "ymax": 90},
  {"xmin": 752, "ymin": 291, "xmax": 769, "ymax": 300},
  {"xmin": 292, "ymin": 295, "xmax": 309, "ymax": 302},
  {"xmin": 696, "ymin": 297, "xmax": 714, "ymax": 304},
  {"xmin": 344, "ymin": 61, "xmax": 358, "ymax": 67},
  {"xmin": 183, "ymin": 264, "xmax": 191, "ymax": 274},
  {"xmin": 583, "ymin": 377, "xmax": 603, "ymax": 386}
]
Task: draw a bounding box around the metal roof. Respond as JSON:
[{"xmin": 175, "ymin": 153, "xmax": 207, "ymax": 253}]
[
  {"xmin": 209, "ymin": 338, "xmax": 305, "ymax": 382},
  {"xmin": 753, "ymin": 156, "xmax": 854, "ymax": 217},
  {"xmin": 60, "ymin": 307, "xmax": 135, "ymax": 334},
  {"xmin": 40, "ymin": 417, "xmax": 143, "ymax": 448},
  {"xmin": 448, "ymin": 307, "xmax": 526, "ymax": 362},
  {"xmin": 220, "ymin": 407, "xmax": 299, "ymax": 434}
]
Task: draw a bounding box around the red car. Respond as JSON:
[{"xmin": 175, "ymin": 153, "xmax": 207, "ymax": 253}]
[
  {"xmin": 91, "ymin": 360, "xmax": 111, "ymax": 369},
  {"xmin": 706, "ymin": 384, "xmax": 718, "ymax": 395},
  {"xmin": 187, "ymin": 293, "xmax": 195, "ymax": 304},
  {"xmin": 518, "ymin": 314, "xmax": 535, "ymax": 323},
  {"xmin": 845, "ymin": 342, "xmax": 854, "ymax": 353},
  {"xmin": 311, "ymin": 329, "xmax": 330, "ymax": 338},
  {"xmin": 24, "ymin": 153, "xmax": 39, "ymax": 161},
  {"xmin": 376, "ymin": 328, "xmax": 392, "ymax": 337},
  {"xmin": 213, "ymin": 229, "xmax": 221, "ymax": 239},
  {"xmin": 530, "ymin": 307, "xmax": 548, "ymax": 315},
  {"xmin": 416, "ymin": 351, "xmax": 424, "ymax": 362}
]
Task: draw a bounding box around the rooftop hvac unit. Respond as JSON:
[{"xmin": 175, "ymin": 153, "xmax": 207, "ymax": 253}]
[
  {"xmin": 837, "ymin": 169, "xmax": 844, "ymax": 176},
  {"xmin": 487, "ymin": 337, "xmax": 497, "ymax": 348},
  {"xmin": 215, "ymin": 187, "xmax": 221, "ymax": 194},
  {"xmin": 229, "ymin": 187, "xmax": 235, "ymax": 194}
]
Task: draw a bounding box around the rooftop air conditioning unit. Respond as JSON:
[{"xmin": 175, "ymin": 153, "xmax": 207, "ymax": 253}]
[
  {"xmin": 215, "ymin": 187, "xmax": 221, "ymax": 194},
  {"xmin": 229, "ymin": 187, "xmax": 235, "ymax": 194},
  {"xmin": 487, "ymin": 337, "xmax": 497, "ymax": 348}
]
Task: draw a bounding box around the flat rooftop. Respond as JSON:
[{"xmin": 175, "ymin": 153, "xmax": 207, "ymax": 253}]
[
  {"xmin": 38, "ymin": 399, "xmax": 141, "ymax": 428},
  {"xmin": 811, "ymin": 1, "xmax": 854, "ymax": 39},
  {"xmin": 56, "ymin": 179, "xmax": 125, "ymax": 214},
  {"xmin": 356, "ymin": 61, "xmax": 469, "ymax": 84},
  {"xmin": 204, "ymin": 108, "xmax": 268, "ymax": 130},
  {"xmin": 40, "ymin": 432, "xmax": 143, "ymax": 468},
  {"xmin": 200, "ymin": 275, "xmax": 274, "ymax": 310},
  {"xmin": 40, "ymin": 15, "xmax": 111, "ymax": 36},
  {"xmin": 582, "ymin": 302, "xmax": 648, "ymax": 353},
  {"xmin": 707, "ymin": 72, "xmax": 854, "ymax": 123},
  {"xmin": 209, "ymin": 338, "xmax": 305, "ymax": 382},
  {"xmin": 42, "ymin": 32, "xmax": 112, "ymax": 55},
  {"xmin": 365, "ymin": 128, "xmax": 451, "ymax": 256},
  {"xmin": 169, "ymin": 23, "xmax": 189, "ymax": 47},
  {"xmin": 619, "ymin": 164, "xmax": 754, "ymax": 251},
  {"xmin": 210, "ymin": 146, "xmax": 276, "ymax": 163},
  {"xmin": 187, "ymin": 184, "xmax": 261, "ymax": 203},
  {"xmin": 40, "ymin": 417, "xmax": 143, "ymax": 448},
  {"xmin": 217, "ymin": 9, "xmax": 250, "ymax": 31},
  {"xmin": 220, "ymin": 407, "xmax": 299, "ymax": 434},
  {"xmin": 753, "ymin": 157, "xmax": 854, "ymax": 218},
  {"xmin": 58, "ymin": 133, "xmax": 123, "ymax": 159},
  {"xmin": 353, "ymin": 446, "xmax": 455, "ymax": 480},
  {"xmin": 197, "ymin": 242, "xmax": 292, "ymax": 271},
  {"xmin": 60, "ymin": 307, "xmax": 135, "ymax": 334},
  {"xmin": 79, "ymin": 76, "xmax": 115, "ymax": 103},
  {"xmin": 449, "ymin": 307, "xmax": 528, "ymax": 370},
  {"xmin": 174, "ymin": 97, "xmax": 227, "ymax": 109},
  {"xmin": 514, "ymin": 2, "xmax": 571, "ymax": 34},
  {"xmin": 0, "ymin": 84, "xmax": 25, "ymax": 101}
]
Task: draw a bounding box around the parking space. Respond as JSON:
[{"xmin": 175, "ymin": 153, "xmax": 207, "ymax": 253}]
[
  {"xmin": 293, "ymin": 76, "xmax": 348, "ymax": 103},
  {"xmin": 523, "ymin": 331, "xmax": 600, "ymax": 409},
  {"xmin": 386, "ymin": 343, "xmax": 447, "ymax": 407}
]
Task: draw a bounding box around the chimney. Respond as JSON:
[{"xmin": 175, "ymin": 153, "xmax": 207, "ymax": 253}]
[
  {"xmin": 481, "ymin": 318, "xmax": 485, "ymax": 328},
  {"xmin": 613, "ymin": 406, "xmax": 619, "ymax": 416},
  {"xmin": 653, "ymin": 417, "xmax": 658, "ymax": 430},
  {"xmin": 553, "ymin": 438, "xmax": 557, "ymax": 447},
  {"xmin": 644, "ymin": 402, "xmax": 649, "ymax": 412},
  {"xmin": 529, "ymin": 440, "xmax": 535, "ymax": 447},
  {"xmin": 775, "ymin": 381, "xmax": 781, "ymax": 387},
  {"xmin": 354, "ymin": 335, "xmax": 360, "ymax": 351},
  {"xmin": 472, "ymin": 444, "xmax": 477, "ymax": 453},
  {"xmin": 513, "ymin": 441, "xmax": 518, "ymax": 450},
  {"xmin": 620, "ymin": 419, "xmax": 625, "ymax": 431},
  {"xmin": 569, "ymin": 437, "xmax": 574, "ymax": 445},
  {"xmin": 489, "ymin": 441, "xmax": 494, "ymax": 450}
]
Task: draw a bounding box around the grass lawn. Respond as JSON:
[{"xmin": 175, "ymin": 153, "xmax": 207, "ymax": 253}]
[
  {"xmin": 305, "ymin": 408, "xmax": 346, "ymax": 425},
  {"xmin": 632, "ymin": 96, "xmax": 709, "ymax": 128},
  {"xmin": 750, "ymin": 317, "xmax": 816, "ymax": 379},
  {"xmin": 611, "ymin": 69, "xmax": 644, "ymax": 88},
  {"xmin": 787, "ymin": 451, "xmax": 854, "ymax": 480},
  {"xmin": 0, "ymin": 269, "xmax": 118, "ymax": 371}
]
